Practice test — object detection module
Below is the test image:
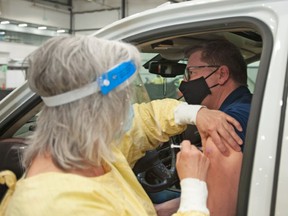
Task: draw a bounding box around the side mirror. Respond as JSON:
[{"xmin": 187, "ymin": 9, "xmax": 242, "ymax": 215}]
[{"xmin": 148, "ymin": 61, "xmax": 186, "ymax": 77}]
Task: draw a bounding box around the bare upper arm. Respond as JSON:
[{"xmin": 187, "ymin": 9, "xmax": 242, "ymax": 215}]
[{"xmin": 204, "ymin": 137, "xmax": 243, "ymax": 216}]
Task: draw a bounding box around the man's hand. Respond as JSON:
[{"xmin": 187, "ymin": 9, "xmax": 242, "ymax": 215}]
[{"xmin": 196, "ymin": 107, "xmax": 243, "ymax": 155}]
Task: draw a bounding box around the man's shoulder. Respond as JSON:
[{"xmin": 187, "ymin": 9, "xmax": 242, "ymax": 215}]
[
  {"xmin": 221, "ymin": 99, "xmax": 251, "ymax": 126},
  {"xmin": 223, "ymin": 100, "xmax": 251, "ymax": 113},
  {"xmin": 221, "ymin": 86, "xmax": 252, "ymax": 112}
]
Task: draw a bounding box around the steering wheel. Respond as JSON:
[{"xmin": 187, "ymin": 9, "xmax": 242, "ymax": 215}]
[
  {"xmin": 133, "ymin": 125, "xmax": 202, "ymax": 193},
  {"xmin": 133, "ymin": 135, "xmax": 182, "ymax": 193}
]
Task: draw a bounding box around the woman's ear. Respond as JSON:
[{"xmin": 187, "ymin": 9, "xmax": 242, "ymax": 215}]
[{"xmin": 218, "ymin": 65, "xmax": 230, "ymax": 85}]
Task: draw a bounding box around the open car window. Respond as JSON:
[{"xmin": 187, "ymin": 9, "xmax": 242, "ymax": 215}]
[{"xmin": 138, "ymin": 31, "xmax": 261, "ymax": 103}]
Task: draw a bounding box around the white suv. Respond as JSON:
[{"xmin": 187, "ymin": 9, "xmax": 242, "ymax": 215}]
[
  {"xmin": 1, "ymin": 0, "xmax": 288, "ymax": 215},
  {"xmin": 94, "ymin": 1, "xmax": 288, "ymax": 215}
]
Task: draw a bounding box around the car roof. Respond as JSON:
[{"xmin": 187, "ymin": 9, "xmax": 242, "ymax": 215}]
[
  {"xmin": 93, "ymin": 0, "xmax": 276, "ymax": 39},
  {"xmin": 93, "ymin": 0, "xmax": 276, "ymax": 63}
]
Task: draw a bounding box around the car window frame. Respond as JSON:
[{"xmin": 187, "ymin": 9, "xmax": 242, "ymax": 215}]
[{"xmin": 121, "ymin": 17, "xmax": 273, "ymax": 216}]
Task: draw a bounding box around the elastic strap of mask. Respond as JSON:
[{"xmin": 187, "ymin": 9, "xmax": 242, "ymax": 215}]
[
  {"xmin": 41, "ymin": 60, "xmax": 136, "ymax": 107},
  {"xmin": 204, "ymin": 67, "xmax": 219, "ymax": 80},
  {"xmin": 208, "ymin": 83, "xmax": 219, "ymax": 89},
  {"xmin": 204, "ymin": 66, "xmax": 220, "ymax": 90}
]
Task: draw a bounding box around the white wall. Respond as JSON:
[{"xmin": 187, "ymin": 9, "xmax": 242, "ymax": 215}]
[
  {"xmin": 73, "ymin": 0, "xmax": 169, "ymax": 34},
  {"xmin": 0, "ymin": 41, "xmax": 37, "ymax": 59},
  {"xmin": 74, "ymin": 10, "xmax": 120, "ymax": 35},
  {"xmin": 0, "ymin": 0, "xmax": 70, "ymax": 28},
  {"xmin": 0, "ymin": 40, "xmax": 37, "ymax": 88},
  {"xmin": 127, "ymin": 0, "xmax": 168, "ymax": 15},
  {"xmin": 0, "ymin": 0, "xmax": 172, "ymax": 88},
  {"xmin": 0, "ymin": 0, "xmax": 170, "ymax": 33}
]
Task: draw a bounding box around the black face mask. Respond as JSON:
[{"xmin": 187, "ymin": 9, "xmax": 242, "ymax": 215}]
[{"xmin": 178, "ymin": 70, "xmax": 219, "ymax": 105}]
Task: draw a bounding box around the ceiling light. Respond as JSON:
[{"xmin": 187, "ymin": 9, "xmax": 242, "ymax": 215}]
[
  {"xmin": 38, "ymin": 26, "xmax": 47, "ymax": 30},
  {"xmin": 18, "ymin": 23, "xmax": 28, "ymax": 27},
  {"xmin": 0, "ymin": 31, "xmax": 5, "ymax": 35},
  {"xmin": 57, "ymin": 29, "xmax": 66, "ymax": 33},
  {"xmin": 1, "ymin": 21, "xmax": 10, "ymax": 25}
]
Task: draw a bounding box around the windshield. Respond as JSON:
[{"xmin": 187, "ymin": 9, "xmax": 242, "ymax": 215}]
[{"xmin": 139, "ymin": 53, "xmax": 184, "ymax": 101}]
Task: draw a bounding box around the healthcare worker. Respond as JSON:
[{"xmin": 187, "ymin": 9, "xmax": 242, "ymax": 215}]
[{"xmin": 0, "ymin": 36, "xmax": 241, "ymax": 216}]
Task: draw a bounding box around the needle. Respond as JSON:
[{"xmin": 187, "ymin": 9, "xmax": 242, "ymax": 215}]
[
  {"xmin": 170, "ymin": 143, "xmax": 203, "ymax": 152},
  {"xmin": 170, "ymin": 144, "xmax": 181, "ymax": 149}
]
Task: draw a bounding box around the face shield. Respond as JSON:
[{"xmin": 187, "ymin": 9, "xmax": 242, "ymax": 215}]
[{"xmin": 41, "ymin": 60, "xmax": 138, "ymax": 107}]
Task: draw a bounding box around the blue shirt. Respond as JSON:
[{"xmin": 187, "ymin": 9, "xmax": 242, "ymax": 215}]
[{"xmin": 219, "ymin": 86, "xmax": 252, "ymax": 151}]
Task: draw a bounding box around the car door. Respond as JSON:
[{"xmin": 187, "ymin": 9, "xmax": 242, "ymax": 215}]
[{"xmin": 94, "ymin": 1, "xmax": 288, "ymax": 215}]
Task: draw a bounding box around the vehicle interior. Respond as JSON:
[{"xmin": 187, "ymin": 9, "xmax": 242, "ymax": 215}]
[
  {"xmin": 0, "ymin": 23, "xmax": 266, "ymax": 213},
  {"xmin": 131, "ymin": 29, "xmax": 262, "ymax": 202}
]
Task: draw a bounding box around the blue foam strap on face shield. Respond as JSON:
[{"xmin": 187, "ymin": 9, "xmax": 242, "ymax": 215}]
[
  {"xmin": 41, "ymin": 60, "xmax": 136, "ymax": 107},
  {"xmin": 98, "ymin": 60, "xmax": 136, "ymax": 95}
]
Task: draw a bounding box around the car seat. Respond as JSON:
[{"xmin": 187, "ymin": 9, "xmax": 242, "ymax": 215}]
[{"xmin": 0, "ymin": 138, "xmax": 27, "ymax": 201}]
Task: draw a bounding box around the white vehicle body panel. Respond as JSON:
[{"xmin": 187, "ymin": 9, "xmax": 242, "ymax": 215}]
[{"xmin": 275, "ymin": 105, "xmax": 288, "ymax": 215}]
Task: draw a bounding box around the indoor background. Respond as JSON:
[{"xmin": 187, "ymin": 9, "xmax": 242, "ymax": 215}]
[{"xmin": 0, "ymin": 0, "xmax": 188, "ymax": 93}]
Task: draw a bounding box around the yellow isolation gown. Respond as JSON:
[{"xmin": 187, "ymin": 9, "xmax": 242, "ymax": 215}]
[{"xmin": 0, "ymin": 99, "xmax": 209, "ymax": 216}]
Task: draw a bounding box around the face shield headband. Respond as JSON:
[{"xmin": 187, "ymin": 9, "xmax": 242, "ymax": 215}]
[{"xmin": 41, "ymin": 60, "xmax": 136, "ymax": 107}]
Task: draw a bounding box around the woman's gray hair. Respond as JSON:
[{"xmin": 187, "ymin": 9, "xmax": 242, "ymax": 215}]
[{"xmin": 23, "ymin": 35, "xmax": 141, "ymax": 171}]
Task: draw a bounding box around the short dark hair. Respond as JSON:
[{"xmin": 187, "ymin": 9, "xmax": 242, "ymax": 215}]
[{"xmin": 186, "ymin": 39, "xmax": 247, "ymax": 85}]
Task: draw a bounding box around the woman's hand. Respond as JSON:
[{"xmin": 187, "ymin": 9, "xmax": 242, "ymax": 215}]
[{"xmin": 176, "ymin": 140, "xmax": 210, "ymax": 181}]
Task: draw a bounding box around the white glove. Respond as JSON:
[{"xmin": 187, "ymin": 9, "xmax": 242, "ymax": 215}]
[
  {"xmin": 174, "ymin": 102, "xmax": 204, "ymax": 125},
  {"xmin": 178, "ymin": 178, "xmax": 209, "ymax": 214}
]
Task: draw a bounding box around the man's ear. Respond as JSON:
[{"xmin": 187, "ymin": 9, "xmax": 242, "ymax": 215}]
[{"xmin": 218, "ymin": 65, "xmax": 229, "ymax": 85}]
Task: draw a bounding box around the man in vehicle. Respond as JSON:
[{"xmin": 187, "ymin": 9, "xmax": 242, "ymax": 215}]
[{"xmin": 178, "ymin": 39, "xmax": 252, "ymax": 216}]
